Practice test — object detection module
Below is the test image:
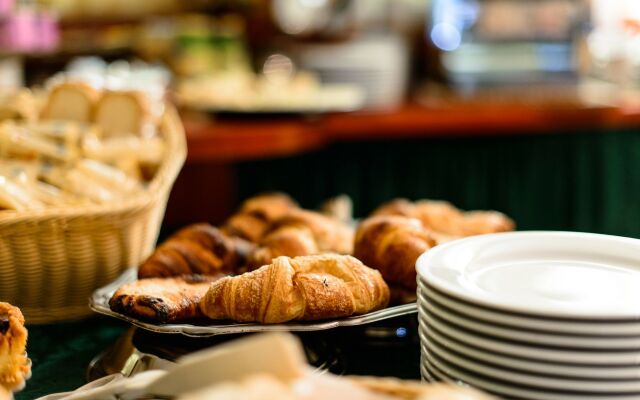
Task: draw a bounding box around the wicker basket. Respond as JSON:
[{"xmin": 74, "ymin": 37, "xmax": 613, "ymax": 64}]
[{"xmin": 0, "ymin": 106, "xmax": 186, "ymax": 324}]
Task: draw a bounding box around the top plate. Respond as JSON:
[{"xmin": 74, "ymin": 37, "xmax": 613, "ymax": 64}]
[
  {"xmin": 90, "ymin": 269, "xmax": 416, "ymax": 337},
  {"xmin": 417, "ymin": 231, "xmax": 640, "ymax": 320}
]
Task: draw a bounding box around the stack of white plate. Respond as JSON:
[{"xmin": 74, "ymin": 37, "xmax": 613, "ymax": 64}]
[
  {"xmin": 415, "ymin": 231, "xmax": 640, "ymax": 400},
  {"xmin": 295, "ymin": 35, "xmax": 409, "ymax": 110}
]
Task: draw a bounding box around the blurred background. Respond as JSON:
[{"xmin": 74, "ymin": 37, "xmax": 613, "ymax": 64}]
[{"xmin": 2, "ymin": 0, "xmax": 640, "ymax": 237}]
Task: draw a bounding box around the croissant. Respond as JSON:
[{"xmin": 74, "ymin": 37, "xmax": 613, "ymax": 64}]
[
  {"xmin": 0, "ymin": 303, "xmax": 29, "ymax": 393},
  {"xmin": 222, "ymin": 193, "xmax": 299, "ymax": 242},
  {"xmin": 247, "ymin": 209, "xmax": 354, "ymax": 268},
  {"xmin": 138, "ymin": 223, "xmax": 254, "ymax": 279},
  {"xmin": 373, "ymin": 198, "xmax": 514, "ymax": 239},
  {"xmin": 200, "ymin": 254, "xmax": 390, "ymax": 323},
  {"xmin": 109, "ymin": 275, "xmax": 223, "ymax": 323},
  {"xmin": 354, "ymin": 215, "xmax": 436, "ymax": 291},
  {"xmin": 248, "ymin": 226, "xmax": 319, "ymax": 268},
  {"xmin": 269, "ymin": 209, "xmax": 354, "ymax": 254}
]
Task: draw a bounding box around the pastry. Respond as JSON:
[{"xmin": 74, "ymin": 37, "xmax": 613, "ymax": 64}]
[
  {"xmin": 354, "ymin": 216, "xmax": 436, "ymax": 291},
  {"xmin": 459, "ymin": 210, "xmax": 515, "ymax": 235},
  {"xmin": 138, "ymin": 223, "xmax": 254, "ymax": 279},
  {"xmin": 248, "ymin": 209, "xmax": 354, "ymax": 268},
  {"xmin": 319, "ymin": 194, "xmax": 353, "ymax": 223},
  {"xmin": 200, "ymin": 254, "xmax": 389, "ymax": 323},
  {"xmin": 93, "ymin": 90, "xmax": 151, "ymax": 137},
  {"xmin": 109, "ymin": 275, "xmax": 223, "ymax": 323},
  {"xmin": 0, "ymin": 303, "xmax": 29, "ymax": 393},
  {"xmin": 248, "ymin": 226, "xmax": 318, "ymax": 268},
  {"xmin": 222, "ymin": 193, "xmax": 299, "ymax": 242},
  {"xmin": 373, "ymin": 198, "xmax": 514, "ymax": 238},
  {"xmin": 40, "ymin": 82, "xmax": 98, "ymax": 123},
  {"xmin": 268, "ymin": 209, "xmax": 353, "ymax": 254}
]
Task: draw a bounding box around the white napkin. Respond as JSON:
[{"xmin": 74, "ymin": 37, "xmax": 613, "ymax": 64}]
[{"xmin": 35, "ymin": 370, "xmax": 166, "ymax": 400}]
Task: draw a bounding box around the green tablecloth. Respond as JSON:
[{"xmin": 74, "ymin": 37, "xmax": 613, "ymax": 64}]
[
  {"xmin": 16, "ymin": 317, "xmax": 127, "ymax": 399},
  {"xmin": 237, "ymin": 129, "xmax": 640, "ymax": 238}
]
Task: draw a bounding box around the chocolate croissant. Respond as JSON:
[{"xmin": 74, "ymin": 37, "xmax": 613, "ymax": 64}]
[
  {"xmin": 109, "ymin": 275, "xmax": 223, "ymax": 323},
  {"xmin": 354, "ymin": 215, "xmax": 436, "ymax": 291},
  {"xmin": 200, "ymin": 254, "xmax": 390, "ymax": 323},
  {"xmin": 222, "ymin": 192, "xmax": 299, "ymax": 242},
  {"xmin": 138, "ymin": 223, "xmax": 254, "ymax": 279}
]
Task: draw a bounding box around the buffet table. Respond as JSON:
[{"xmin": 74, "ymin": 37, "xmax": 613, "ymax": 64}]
[{"xmin": 16, "ymin": 99, "xmax": 640, "ymax": 399}]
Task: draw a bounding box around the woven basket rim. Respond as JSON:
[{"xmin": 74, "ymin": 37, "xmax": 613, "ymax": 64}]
[{"xmin": 0, "ymin": 105, "xmax": 186, "ymax": 225}]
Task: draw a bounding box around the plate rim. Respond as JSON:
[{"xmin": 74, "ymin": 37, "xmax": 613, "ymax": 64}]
[
  {"xmin": 417, "ymin": 280, "xmax": 640, "ymax": 336},
  {"xmin": 417, "ymin": 231, "xmax": 640, "ymax": 320},
  {"xmin": 418, "ymin": 325, "xmax": 640, "ymax": 380},
  {"xmin": 417, "ymin": 289, "xmax": 640, "ymax": 349},
  {"xmin": 424, "ymin": 329, "xmax": 640, "ymax": 392},
  {"xmin": 423, "ymin": 351, "xmax": 640, "ymax": 400},
  {"xmin": 418, "ymin": 309, "xmax": 640, "ymax": 365}
]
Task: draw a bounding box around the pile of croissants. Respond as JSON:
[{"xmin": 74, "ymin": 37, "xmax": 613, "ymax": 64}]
[{"xmin": 109, "ymin": 193, "xmax": 514, "ymax": 324}]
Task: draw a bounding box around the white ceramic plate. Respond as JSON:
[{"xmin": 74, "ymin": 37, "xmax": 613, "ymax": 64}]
[
  {"xmin": 90, "ymin": 269, "xmax": 417, "ymax": 337},
  {"xmin": 422, "ymin": 329, "xmax": 640, "ymax": 393},
  {"xmin": 422, "ymin": 353, "xmax": 640, "ymax": 400},
  {"xmin": 418, "ymin": 319, "xmax": 640, "ymax": 380},
  {"xmin": 418, "ymin": 289, "xmax": 640, "ymax": 349},
  {"xmin": 419, "ymin": 310, "xmax": 640, "ymax": 365},
  {"xmin": 417, "ymin": 231, "xmax": 640, "ymax": 320},
  {"xmin": 418, "ymin": 280, "xmax": 640, "ymax": 336}
]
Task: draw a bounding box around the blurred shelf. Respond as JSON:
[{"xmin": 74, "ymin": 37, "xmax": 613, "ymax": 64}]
[
  {"xmin": 183, "ymin": 113, "xmax": 327, "ymax": 163},
  {"xmin": 181, "ymin": 98, "xmax": 640, "ymax": 163}
]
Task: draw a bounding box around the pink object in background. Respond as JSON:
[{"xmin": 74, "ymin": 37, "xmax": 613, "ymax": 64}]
[
  {"xmin": 2, "ymin": 9, "xmax": 38, "ymax": 51},
  {"xmin": 0, "ymin": 8, "xmax": 59, "ymax": 52},
  {"xmin": 0, "ymin": 0, "xmax": 13, "ymax": 17},
  {"xmin": 36, "ymin": 12, "xmax": 59, "ymax": 51}
]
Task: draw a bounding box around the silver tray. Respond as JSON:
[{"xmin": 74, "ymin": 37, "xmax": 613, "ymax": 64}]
[{"xmin": 90, "ymin": 269, "xmax": 418, "ymax": 337}]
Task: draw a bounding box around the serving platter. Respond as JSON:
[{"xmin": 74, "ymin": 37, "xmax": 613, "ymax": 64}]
[{"xmin": 90, "ymin": 269, "xmax": 417, "ymax": 337}]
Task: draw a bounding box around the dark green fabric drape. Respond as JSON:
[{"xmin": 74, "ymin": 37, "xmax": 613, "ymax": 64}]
[{"xmin": 237, "ymin": 130, "xmax": 640, "ymax": 238}]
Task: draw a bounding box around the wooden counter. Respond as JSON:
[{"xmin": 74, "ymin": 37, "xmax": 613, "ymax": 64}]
[{"xmin": 181, "ymin": 102, "xmax": 635, "ymax": 163}]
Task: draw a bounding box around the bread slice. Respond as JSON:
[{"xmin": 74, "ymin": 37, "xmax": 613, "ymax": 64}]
[
  {"xmin": 93, "ymin": 90, "xmax": 150, "ymax": 137},
  {"xmin": 40, "ymin": 82, "xmax": 98, "ymax": 123}
]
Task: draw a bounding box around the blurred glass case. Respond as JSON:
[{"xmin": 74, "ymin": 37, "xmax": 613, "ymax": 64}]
[{"xmin": 429, "ymin": 0, "xmax": 587, "ymax": 90}]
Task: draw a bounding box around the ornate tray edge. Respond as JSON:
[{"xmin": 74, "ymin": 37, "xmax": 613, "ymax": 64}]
[{"xmin": 89, "ymin": 269, "xmax": 417, "ymax": 337}]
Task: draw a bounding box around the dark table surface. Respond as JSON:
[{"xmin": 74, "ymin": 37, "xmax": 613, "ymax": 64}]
[
  {"xmin": 17, "ymin": 314, "xmax": 421, "ymax": 399},
  {"xmin": 17, "ymin": 317, "xmax": 128, "ymax": 400}
]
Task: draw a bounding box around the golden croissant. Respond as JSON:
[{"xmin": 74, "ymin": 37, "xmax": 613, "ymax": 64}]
[
  {"xmin": 268, "ymin": 209, "xmax": 354, "ymax": 254},
  {"xmin": 248, "ymin": 209, "xmax": 354, "ymax": 268},
  {"xmin": 200, "ymin": 254, "xmax": 390, "ymax": 323},
  {"xmin": 354, "ymin": 215, "xmax": 436, "ymax": 291},
  {"xmin": 373, "ymin": 198, "xmax": 514, "ymax": 239},
  {"xmin": 248, "ymin": 226, "xmax": 319, "ymax": 268},
  {"xmin": 222, "ymin": 192, "xmax": 299, "ymax": 242}
]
